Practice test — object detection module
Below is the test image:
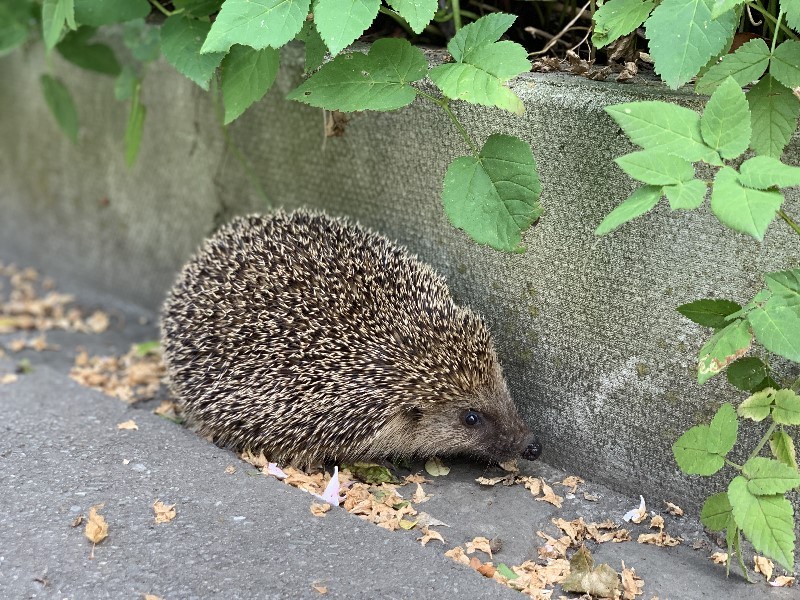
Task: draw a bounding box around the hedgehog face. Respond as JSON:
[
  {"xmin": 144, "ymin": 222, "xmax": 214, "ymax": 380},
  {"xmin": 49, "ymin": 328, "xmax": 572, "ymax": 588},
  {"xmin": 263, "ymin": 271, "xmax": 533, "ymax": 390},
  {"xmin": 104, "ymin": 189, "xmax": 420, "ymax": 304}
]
[{"xmin": 406, "ymin": 391, "xmax": 541, "ymax": 463}]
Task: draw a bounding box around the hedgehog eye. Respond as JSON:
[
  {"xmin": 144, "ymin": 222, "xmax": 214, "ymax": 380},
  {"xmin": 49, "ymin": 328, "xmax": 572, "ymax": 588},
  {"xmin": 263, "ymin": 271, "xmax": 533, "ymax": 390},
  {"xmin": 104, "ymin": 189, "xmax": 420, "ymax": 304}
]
[{"xmin": 463, "ymin": 410, "xmax": 481, "ymax": 427}]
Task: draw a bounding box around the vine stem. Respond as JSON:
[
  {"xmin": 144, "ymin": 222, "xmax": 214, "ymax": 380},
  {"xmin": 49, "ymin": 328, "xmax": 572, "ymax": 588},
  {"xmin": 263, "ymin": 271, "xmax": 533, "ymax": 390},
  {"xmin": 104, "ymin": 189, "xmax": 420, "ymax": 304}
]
[
  {"xmin": 724, "ymin": 458, "xmax": 743, "ymax": 470},
  {"xmin": 416, "ymin": 89, "xmax": 480, "ymax": 156},
  {"xmin": 778, "ymin": 209, "xmax": 800, "ymax": 237},
  {"xmin": 149, "ymin": 0, "xmax": 178, "ymax": 17},
  {"xmin": 771, "ymin": 7, "xmax": 785, "ymax": 53},
  {"xmin": 451, "ymin": 0, "xmax": 462, "ymax": 30},
  {"xmin": 750, "ymin": 421, "xmax": 777, "ymax": 460},
  {"xmin": 746, "ymin": 2, "xmax": 798, "ymax": 40}
]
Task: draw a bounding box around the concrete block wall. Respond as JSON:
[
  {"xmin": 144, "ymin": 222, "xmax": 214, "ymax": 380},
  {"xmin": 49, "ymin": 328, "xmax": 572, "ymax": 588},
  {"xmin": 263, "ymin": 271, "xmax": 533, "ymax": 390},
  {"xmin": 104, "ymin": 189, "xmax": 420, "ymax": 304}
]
[{"xmin": 1, "ymin": 42, "xmax": 798, "ymax": 527}]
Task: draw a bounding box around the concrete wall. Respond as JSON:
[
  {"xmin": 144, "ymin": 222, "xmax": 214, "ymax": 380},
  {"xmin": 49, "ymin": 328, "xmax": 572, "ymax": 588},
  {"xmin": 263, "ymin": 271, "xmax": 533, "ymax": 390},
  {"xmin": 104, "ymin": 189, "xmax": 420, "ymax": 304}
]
[{"xmin": 2, "ymin": 42, "xmax": 798, "ymax": 522}]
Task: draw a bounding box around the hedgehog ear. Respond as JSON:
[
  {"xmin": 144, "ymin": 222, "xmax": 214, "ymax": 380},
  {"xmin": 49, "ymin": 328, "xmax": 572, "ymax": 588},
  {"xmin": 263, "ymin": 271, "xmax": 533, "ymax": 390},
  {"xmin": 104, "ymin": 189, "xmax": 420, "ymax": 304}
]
[{"xmin": 405, "ymin": 406, "xmax": 423, "ymax": 422}]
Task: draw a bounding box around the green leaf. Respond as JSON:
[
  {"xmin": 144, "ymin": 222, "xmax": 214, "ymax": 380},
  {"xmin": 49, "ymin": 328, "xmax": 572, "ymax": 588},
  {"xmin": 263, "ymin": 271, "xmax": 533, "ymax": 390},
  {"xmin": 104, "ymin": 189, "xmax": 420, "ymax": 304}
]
[
  {"xmin": 73, "ymin": 0, "xmax": 150, "ymax": 26},
  {"xmin": 739, "ymin": 388, "xmax": 778, "ymax": 422},
  {"xmin": 386, "ymin": 0, "xmax": 437, "ymax": 34},
  {"xmin": 748, "ymin": 276, "xmax": 800, "ymax": 362},
  {"xmin": 615, "ymin": 151, "xmax": 694, "ymax": 186},
  {"xmin": 676, "ymin": 298, "xmax": 742, "ymax": 328},
  {"xmin": 287, "ymin": 38, "xmax": 427, "ymax": 111},
  {"xmin": 40, "ymin": 74, "xmax": 79, "ymax": 144},
  {"xmin": 447, "ymin": 12, "xmax": 516, "ymax": 60},
  {"xmin": 645, "ymin": 0, "xmax": 737, "ymax": 90},
  {"xmin": 700, "ymin": 77, "xmax": 750, "ymax": 159},
  {"xmin": 133, "ymin": 340, "xmax": 160, "ymax": 357},
  {"xmin": 695, "ymin": 38, "xmax": 770, "ymax": 95},
  {"xmin": 442, "ymin": 134, "xmax": 542, "ymax": 252},
  {"xmin": 726, "ymin": 356, "xmax": 767, "ymax": 391},
  {"xmin": 114, "ymin": 66, "xmax": 138, "ymax": 101},
  {"xmin": 0, "ymin": 2, "xmax": 32, "ymax": 57},
  {"xmin": 701, "ymin": 492, "xmax": 733, "ymax": 531},
  {"xmin": 42, "ymin": 0, "xmax": 75, "ymax": 50},
  {"xmin": 429, "ymin": 13, "xmax": 530, "ymax": 114},
  {"xmin": 697, "ymin": 318, "xmax": 751, "ymax": 384},
  {"xmin": 673, "ymin": 424, "xmax": 725, "ymax": 475},
  {"xmin": 124, "ymin": 84, "xmax": 145, "ymax": 167},
  {"xmin": 708, "ymin": 402, "xmax": 738, "ymax": 455},
  {"xmin": 764, "ymin": 268, "xmax": 800, "ymax": 297},
  {"xmin": 201, "ymin": 0, "xmax": 310, "ymax": 54},
  {"xmin": 664, "ymin": 179, "xmax": 707, "ymax": 210},
  {"xmin": 739, "ymin": 155, "xmax": 800, "ymax": 190},
  {"xmin": 221, "ymin": 45, "xmax": 280, "ymax": 124},
  {"xmin": 57, "ymin": 30, "xmax": 121, "ymax": 75},
  {"xmin": 496, "ymin": 563, "xmax": 519, "ymax": 580},
  {"xmin": 743, "ymin": 457, "xmax": 800, "ymax": 495},
  {"xmin": 748, "ymin": 74, "xmax": 800, "ymax": 159},
  {"xmin": 314, "ymin": 0, "xmax": 381, "ymax": 56},
  {"xmin": 710, "ymin": 0, "xmax": 744, "ymax": 18},
  {"xmin": 173, "ymin": 0, "xmax": 224, "ymax": 17},
  {"xmin": 785, "ymin": 0, "xmax": 800, "ymax": 31},
  {"xmin": 728, "ymin": 476, "xmax": 795, "ymax": 571},
  {"xmin": 123, "ymin": 19, "xmax": 161, "ymax": 63},
  {"xmin": 773, "ymin": 389, "xmax": 800, "ymax": 425},
  {"xmin": 771, "ymin": 430, "xmax": 798, "ymax": 471},
  {"xmin": 710, "ymin": 166, "xmax": 783, "ymax": 240},
  {"xmin": 771, "ymin": 40, "xmax": 800, "ymax": 89},
  {"xmin": 592, "ymin": 0, "xmax": 654, "ymax": 48},
  {"xmin": 595, "ymin": 185, "xmax": 662, "ymax": 236},
  {"xmin": 161, "ymin": 15, "xmax": 225, "ymax": 91},
  {"xmin": 605, "ymin": 102, "xmax": 721, "ymax": 165},
  {"xmin": 295, "ymin": 20, "xmax": 326, "ymax": 73}
]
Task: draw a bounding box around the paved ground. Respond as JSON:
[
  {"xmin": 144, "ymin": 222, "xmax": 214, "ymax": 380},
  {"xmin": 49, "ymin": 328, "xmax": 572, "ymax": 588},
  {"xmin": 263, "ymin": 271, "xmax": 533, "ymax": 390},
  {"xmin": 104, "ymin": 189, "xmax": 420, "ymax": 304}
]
[{"xmin": 0, "ymin": 279, "xmax": 796, "ymax": 599}]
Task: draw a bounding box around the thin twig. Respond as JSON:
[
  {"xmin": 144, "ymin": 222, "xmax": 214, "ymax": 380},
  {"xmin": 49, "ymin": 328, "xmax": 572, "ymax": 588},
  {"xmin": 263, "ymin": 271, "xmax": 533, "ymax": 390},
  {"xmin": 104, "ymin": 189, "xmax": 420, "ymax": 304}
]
[{"xmin": 529, "ymin": 2, "xmax": 591, "ymax": 57}]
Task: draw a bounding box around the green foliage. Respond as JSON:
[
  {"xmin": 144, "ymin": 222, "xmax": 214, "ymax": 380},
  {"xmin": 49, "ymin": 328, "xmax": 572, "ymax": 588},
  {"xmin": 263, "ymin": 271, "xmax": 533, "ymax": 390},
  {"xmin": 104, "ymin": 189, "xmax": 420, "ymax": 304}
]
[
  {"xmin": 161, "ymin": 15, "xmax": 225, "ymax": 91},
  {"xmin": 73, "ymin": 0, "xmax": 150, "ymax": 26},
  {"xmin": 40, "ymin": 74, "xmax": 79, "ymax": 144},
  {"xmin": 314, "ymin": 0, "xmax": 381, "ymax": 56},
  {"xmin": 0, "ymin": 2, "xmax": 32, "ymax": 56},
  {"xmin": 57, "ymin": 28, "xmax": 120, "ymax": 76},
  {"xmin": 600, "ymin": 2, "xmax": 800, "ymax": 577},
  {"xmin": 429, "ymin": 13, "xmax": 530, "ymax": 114},
  {"xmin": 42, "ymin": 0, "xmax": 76, "ymax": 50},
  {"xmin": 220, "ymin": 46, "xmax": 280, "ymax": 124},
  {"xmin": 591, "ymin": 0, "xmax": 654, "ymax": 49},
  {"xmin": 442, "ymin": 134, "xmax": 542, "ymax": 252},
  {"xmin": 386, "ymin": 0, "xmax": 438, "ymax": 34},
  {"xmin": 601, "ymin": 77, "xmax": 797, "ymax": 240},
  {"xmin": 287, "ymin": 38, "xmax": 427, "ymax": 111},
  {"xmin": 644, "ymin": 0, "xmax": 737, "ymax": 90},
  {"xmin": 201, "ymin": 0, "xmax": 310, "ymax": 54}
]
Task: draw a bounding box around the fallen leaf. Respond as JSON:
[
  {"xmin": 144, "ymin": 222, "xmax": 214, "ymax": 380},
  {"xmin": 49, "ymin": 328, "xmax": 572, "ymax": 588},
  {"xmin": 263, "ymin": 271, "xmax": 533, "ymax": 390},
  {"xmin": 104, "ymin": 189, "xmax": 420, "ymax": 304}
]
[
  {"xmin": 117, "ymin": 420, "xmax": 138, "ymax": 430},
  {"xmin": 476, "ymin": 562, "xmax": 496, "ymax": 578},
  {"xmin": 418, "ymin": 527, "xmax": 445, "ymax": 546},
  {"xmin": 399, "ymin": 519, "xmax": 417, "ymax": 530},
  {"xmin": 559, "ymin": 475, "xmax": 584, "ymax": 493},
  {"xmin": 445, "ymin": 546, "xmax": 470, "ymax": 566},
  {"xmin": 404, "ymin": 473, "xmax": 429, "ymax": 484},
  {"xmin": 310, "ymin": 502, "xmax": 331, "ymax": 516},
  {"xmin": 664, "ymin": 501, "xmax": 683, "ymax": 516},
  {"xmin": 71, "ymin": 514, "xmax": 84, "ymax": 528},
  {"xmin": 637, "ymin": 530, "xmax": 681, "ymax": 547},
  {"xmin": 770, "ymin": 576, "xmax": 795, "ymax": 587},
  {"xmin": 620, "ymin": 561, "xmax": 644, "ymax": 599},
  {"xmin": 583, "ymin": 491, "xmax": 600, "ymax": 501},
  {"xmin": 649, "ymin": 515, "xmax": 665, "ymax": 530},
  {"xmin": 425, "ymin": 457, "xmax": 450, "ymax": 476},
  {"xmin": 754, "ymin": 555, "xmax": 774, "ymax": 581},
  {"xmin": 537, "ymin": 480, "xmax": 563, "ymax": 508},
  {"xmin": 312, "ymin": 583, "xmax": 328, "ymax": 594},
  {"xmin": 84, "ymin": 504, "xmax": 109, "ymax": 552},
  {"xmin": 85, "ymin": 311, "xmax": 110, "ymax": 333},
  {"xmin": 412, "ymin": 483, "xmax": 430, "ymax": 503},
  {"xmin": 1, "ymin": 373, "xmax": 18, "ymax": 384},
  {"xmin": 153, "ymin": 500, "xmax": 176, "ymax": 523},
  {"xmin": 225, "ymin": 465, "xmax": 237, "ymax": 475},
  {"xmin": 144, "ymin": 595, "xmax": 164, "ymax": 600},
  {"xmin": 710, "ymin": 552, "xmax": 729, "ymax": 564},
  {"xmin": 466, "ymin": 536, "xmax": 493, "ymax": 558},
  {"xmin": 561, "ymin": 545, "xmax": 620, "ymax": 597},
  {"xmin": 498, "ymin": 459, "xmax": 519, "ymax": 472}
]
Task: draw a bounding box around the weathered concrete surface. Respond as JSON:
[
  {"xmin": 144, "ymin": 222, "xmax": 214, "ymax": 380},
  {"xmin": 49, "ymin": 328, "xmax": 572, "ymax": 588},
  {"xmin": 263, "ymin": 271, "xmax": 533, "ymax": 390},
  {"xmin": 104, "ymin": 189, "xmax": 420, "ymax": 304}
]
[
  {"xmin": 1, "ymin": 41, "xmax": 798, "ymax": 536},
  {"xmin": 0, "ymin": 297, "xmax": 796, "ymax": 597}
]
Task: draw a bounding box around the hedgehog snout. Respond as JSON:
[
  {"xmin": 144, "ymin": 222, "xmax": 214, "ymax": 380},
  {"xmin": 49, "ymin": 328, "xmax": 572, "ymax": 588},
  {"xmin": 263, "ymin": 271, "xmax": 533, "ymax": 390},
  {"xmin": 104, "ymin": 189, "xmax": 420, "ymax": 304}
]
[{"xmin": 521, "ymin": 437, "xmax": 542, "ymax": 461}]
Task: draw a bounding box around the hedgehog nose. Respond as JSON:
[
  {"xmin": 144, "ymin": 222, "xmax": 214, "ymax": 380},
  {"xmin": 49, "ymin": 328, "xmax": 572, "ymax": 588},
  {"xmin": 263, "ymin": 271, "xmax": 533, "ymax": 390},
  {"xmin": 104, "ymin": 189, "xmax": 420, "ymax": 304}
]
[{"xmin": 522, "ymin": 438, "xmax": 542, "ymax": 461}]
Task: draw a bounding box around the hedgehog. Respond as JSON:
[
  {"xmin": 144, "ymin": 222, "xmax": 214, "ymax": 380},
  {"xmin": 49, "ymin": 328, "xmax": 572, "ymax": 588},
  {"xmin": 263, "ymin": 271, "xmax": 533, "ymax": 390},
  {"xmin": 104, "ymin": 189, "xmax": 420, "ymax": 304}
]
[{"xmin": 160, "ymin": 210, "xmax": 542, "ymax": 466}]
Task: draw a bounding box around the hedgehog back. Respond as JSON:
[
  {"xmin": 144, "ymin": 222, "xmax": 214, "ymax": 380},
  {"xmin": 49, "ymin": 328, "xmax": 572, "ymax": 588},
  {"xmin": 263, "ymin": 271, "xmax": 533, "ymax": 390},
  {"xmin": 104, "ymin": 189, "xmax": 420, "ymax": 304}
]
[{"xmin": 161, "ymin": 211, "xmax": 499, "ymax": 463}]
